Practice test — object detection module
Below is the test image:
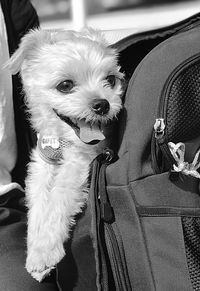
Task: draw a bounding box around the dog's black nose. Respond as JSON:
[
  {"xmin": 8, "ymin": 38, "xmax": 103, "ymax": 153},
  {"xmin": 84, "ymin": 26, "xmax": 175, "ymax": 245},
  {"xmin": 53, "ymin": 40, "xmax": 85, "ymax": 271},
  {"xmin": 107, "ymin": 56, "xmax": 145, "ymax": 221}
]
[{"xmin": 91, "ymin": 99, "xmax": 110, "ymax": 115}]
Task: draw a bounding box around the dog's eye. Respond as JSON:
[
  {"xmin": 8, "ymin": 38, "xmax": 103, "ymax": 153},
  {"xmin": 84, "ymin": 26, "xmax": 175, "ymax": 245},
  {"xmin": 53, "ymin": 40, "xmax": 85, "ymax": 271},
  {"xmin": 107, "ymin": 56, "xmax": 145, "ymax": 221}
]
[
  {"xmin": 56, "ymin": 80, "xmax": 74, "ymax": 93},
  {"xmin": 105, "ymin": 75, "xmax": 116, "ymax": 88}
]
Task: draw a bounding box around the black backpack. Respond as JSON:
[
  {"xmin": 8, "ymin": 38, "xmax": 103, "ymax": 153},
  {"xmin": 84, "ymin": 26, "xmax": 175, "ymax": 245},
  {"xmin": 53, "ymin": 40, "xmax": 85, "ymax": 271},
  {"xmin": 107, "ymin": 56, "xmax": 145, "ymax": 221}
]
[{"xmin": 57, "ymin": 12, "xmax": 200, "ymax": 291}]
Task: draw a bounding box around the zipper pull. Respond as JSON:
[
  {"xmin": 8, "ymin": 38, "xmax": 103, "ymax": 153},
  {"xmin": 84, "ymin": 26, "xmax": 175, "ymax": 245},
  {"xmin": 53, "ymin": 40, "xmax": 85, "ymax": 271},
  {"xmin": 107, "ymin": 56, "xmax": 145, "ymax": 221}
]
[
  {"xmin": 101, "ymin": 202, "xmax": 114, "ymax": 223},
  {"xmin": 154, "ymin": 118, "xmax": 178, "ymax": 175},
  {"xmin": 154, "ymin": 118, "xmax": 165, "ymax": 139},
  {"xmin": 98, "ymin": 151, "xmax": 115, "ymax": 223}
]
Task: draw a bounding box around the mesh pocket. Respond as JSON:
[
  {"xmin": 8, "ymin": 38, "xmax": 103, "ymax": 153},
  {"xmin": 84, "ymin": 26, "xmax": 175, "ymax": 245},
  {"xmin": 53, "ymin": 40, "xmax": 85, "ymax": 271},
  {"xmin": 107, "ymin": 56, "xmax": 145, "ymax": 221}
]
[
  {"xmin": 166, "ymin": 60, "xmax": 200, "ymax": 143},
  {"xmin": 182, "ymin": 217, "xmax": 200, "ymax": 291}
]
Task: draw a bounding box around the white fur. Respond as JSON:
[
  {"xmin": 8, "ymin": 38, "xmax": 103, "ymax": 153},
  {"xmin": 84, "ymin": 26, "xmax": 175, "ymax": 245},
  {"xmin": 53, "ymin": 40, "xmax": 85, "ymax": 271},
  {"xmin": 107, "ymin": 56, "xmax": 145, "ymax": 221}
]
[{"xmin": 6, "ymin": 28, "xmax": 123, "ymax": 282}]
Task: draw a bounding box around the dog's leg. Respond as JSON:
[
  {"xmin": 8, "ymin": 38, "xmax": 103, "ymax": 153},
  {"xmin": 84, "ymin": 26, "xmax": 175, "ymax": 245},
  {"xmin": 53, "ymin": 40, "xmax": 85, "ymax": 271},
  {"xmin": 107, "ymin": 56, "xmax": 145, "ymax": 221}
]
[
  {"xmin": 25, "ymin": 149, "xmax": 90, "ymax": 282},
  {"xmin": 25, "ymin": 149, "xmax": 60, "ymax": 281}
]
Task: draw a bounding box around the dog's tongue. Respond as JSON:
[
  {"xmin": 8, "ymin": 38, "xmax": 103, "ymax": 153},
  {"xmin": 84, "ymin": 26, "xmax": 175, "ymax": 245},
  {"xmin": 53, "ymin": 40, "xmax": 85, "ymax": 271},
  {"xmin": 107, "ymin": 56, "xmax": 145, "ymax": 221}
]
[{"xmin": 77, "ymin": 120, "xmax": 105, "ymax": 143}]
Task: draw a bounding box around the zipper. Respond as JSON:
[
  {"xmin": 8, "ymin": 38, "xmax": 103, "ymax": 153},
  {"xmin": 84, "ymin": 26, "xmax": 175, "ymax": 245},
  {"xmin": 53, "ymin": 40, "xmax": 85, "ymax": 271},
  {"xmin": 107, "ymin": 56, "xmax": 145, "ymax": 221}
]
[
  {"xmin": 94, "ymin": 149, "xmax": 116, "ymax": 291},
  {"xmin": 114, "ymin": 13, "xmax": 200, "ymax": 53},
  {"xmin": 152, "ymin": 53, "xmax": 200, "ymax": 172},
  {"xmin": 178, "ymin": 16, "xmax": 200, "ymax": 34},
  {"xmin": 96, "ymin": 149, "xmax": 131, "ymax": 291},
  {"xmin": 104, "ymin": 223, "xmax": 132, "ymax": 291},
  {"xmin": 138, "ymin": 206, "xmax": 200, "ymax": 217},
  {"xmin": 104, "ymin": 224, "xmax": 122, "ymax": 291},
  {"xmin": 92, "ymin": 153, "xmax": 110, "ymax": 291}
]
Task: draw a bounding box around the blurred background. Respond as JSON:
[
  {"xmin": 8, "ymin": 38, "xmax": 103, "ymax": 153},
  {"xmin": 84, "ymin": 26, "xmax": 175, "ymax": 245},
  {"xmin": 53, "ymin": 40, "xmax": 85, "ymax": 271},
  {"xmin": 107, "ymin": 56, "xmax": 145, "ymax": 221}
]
[{"xmin": 30, "ymin": 0, "xmax": 200, "ymax": 43}]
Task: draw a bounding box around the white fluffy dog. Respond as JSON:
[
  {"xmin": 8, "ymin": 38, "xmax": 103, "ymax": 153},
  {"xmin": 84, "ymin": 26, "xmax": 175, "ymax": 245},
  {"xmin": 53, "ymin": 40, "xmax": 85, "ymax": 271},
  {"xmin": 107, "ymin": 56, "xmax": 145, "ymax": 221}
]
[{"xmin": 6, "ymin": 28, "xmax": 123, "ymax": 282}]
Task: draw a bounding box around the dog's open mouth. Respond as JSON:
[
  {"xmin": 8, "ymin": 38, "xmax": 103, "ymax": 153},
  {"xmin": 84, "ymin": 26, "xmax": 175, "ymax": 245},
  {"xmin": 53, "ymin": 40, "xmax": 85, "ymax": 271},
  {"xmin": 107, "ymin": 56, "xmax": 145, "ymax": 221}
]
[{"xmin": 53, "ymin": 109, "xmax": 105, "ymax": 144}]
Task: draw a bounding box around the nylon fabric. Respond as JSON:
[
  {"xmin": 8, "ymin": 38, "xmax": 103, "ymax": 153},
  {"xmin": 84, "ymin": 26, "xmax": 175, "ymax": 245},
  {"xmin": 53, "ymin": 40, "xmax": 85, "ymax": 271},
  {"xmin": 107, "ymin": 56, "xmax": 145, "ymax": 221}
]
[
  {"xmin": 166, "ymin": 60, "xmax": 200, "ymax": 142},
  {"xmin": 102, "ymin": 19, "xmax": 200, "ymax": 291},
  {"xmin": 182, "ymin": 217, "xmax": 200, "ymax": 291},
  {"xmin": 141, "ymin": 216, "xmax": 193, "ymax": 291},
  {"xmin": 107, "ymin": 27, "xmax": 200, "ymax": 185}
]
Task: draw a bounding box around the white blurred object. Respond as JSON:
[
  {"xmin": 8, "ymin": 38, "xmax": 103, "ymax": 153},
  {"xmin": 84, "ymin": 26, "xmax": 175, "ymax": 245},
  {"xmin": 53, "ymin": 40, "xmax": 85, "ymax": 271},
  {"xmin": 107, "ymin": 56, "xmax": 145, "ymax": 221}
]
[
  {"xmin": 0, "ymin": 6, "xmax": 24, "ymax": 194},
  {"xmin": 42, "ymin": 0, "xmax": 200, "ymax": 44},
  {"xmin": 101, "ymin": 0, "xmax": 140, "ymax": 9},
  {"xmin": 70, "ymin": 0, "xmax": 86, "ymax": 30}
]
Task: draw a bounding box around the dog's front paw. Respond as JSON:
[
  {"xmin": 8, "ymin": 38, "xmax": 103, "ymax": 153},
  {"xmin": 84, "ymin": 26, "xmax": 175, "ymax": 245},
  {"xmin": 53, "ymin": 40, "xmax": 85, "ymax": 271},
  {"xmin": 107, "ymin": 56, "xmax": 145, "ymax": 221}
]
[
  {"xmin": 26, "ymin": 252, "xmax": 53, "ymax": 282},
  {"xmin": 29, "ymin": 267, "xmax": 53, "ymax": 283},
  {"xmin": 26, "ymin": 244, "xmax": 65, "ymax": 282}
]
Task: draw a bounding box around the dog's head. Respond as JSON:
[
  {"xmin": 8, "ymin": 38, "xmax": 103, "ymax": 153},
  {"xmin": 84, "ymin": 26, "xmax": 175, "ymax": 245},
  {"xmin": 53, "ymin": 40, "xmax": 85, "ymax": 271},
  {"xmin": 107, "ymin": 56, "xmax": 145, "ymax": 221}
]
[{"xmin": 6, "ymin": 28, "xmax": 124, "ymax": 145}]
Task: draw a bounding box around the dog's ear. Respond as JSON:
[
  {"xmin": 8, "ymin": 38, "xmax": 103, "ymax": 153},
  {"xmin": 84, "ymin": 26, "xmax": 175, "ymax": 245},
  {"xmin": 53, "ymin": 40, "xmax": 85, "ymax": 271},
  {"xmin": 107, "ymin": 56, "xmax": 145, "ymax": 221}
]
[
  {"xmin": 4, "ymin": 28, "xmax": 47, "ymax": 75},
  {"xmin": 53, "ymin": 27, "xmax": 108, "ymax": 46},
  {"xmin": 80, "ymin": 27, "xmax": 108, "ymax": 46}
]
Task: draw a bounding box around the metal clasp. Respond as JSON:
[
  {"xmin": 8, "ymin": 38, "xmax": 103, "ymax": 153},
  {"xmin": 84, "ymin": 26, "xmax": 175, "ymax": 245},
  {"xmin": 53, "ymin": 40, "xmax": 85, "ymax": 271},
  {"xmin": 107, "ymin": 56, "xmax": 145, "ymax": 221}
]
[{"xmin": 103, "ymin": 148, "xmax": 114, "ymax": 163}]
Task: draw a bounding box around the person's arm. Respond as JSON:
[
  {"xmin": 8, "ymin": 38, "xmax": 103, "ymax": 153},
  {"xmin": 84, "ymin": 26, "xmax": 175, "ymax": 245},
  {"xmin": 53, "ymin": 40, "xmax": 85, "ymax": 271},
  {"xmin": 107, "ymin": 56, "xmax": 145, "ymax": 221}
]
[{"xmin": 1, "ymin": 0, "xmax": 39, "ymax": 187}]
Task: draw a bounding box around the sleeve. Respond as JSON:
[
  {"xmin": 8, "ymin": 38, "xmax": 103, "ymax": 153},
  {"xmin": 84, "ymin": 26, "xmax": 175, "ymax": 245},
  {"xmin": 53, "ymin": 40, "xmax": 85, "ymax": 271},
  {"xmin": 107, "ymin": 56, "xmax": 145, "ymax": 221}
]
[
  {"xmin": 1, "ymin": 0, "xmax": 39, "ymax": 187},
  {"xmin": 1, "ymin": 0, "xmax": 39, "ymax": 53}
]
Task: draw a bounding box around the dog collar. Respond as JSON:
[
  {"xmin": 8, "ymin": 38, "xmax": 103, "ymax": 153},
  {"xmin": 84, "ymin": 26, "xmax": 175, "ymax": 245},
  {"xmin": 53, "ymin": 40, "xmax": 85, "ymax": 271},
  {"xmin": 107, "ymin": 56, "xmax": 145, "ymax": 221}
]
[{"xmin": 37, "ymin": 134, "xmax": 73, "ymax": 165}]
